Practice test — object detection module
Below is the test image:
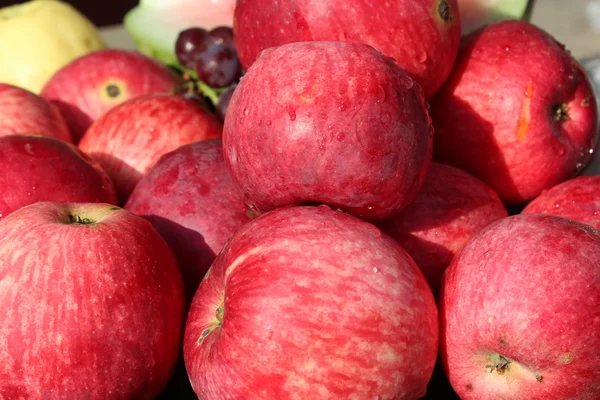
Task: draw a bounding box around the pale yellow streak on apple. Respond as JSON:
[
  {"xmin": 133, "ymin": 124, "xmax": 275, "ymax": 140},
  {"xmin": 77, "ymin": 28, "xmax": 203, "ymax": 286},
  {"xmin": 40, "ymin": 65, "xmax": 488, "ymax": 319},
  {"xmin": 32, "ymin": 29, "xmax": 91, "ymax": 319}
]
[
  {"xmin": 224, "ymin": 245, "xmax": 265, "ymax": 278},
  {"xmin": 517, "ymin": 79, "xmax": 534, "ymax": 141}
]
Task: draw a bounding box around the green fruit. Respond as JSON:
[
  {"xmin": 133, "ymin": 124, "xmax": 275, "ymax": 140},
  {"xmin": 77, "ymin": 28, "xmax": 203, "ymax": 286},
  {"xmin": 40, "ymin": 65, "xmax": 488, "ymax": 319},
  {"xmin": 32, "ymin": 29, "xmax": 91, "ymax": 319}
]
[{"xmin": 124, "ymin": 0, "xmax": 235, "ymax": 67}]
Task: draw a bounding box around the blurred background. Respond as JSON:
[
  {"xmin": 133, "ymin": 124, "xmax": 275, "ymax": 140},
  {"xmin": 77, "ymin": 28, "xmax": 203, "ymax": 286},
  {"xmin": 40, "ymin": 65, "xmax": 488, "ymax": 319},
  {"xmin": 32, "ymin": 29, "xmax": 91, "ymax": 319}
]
[{"xmin": 0, "ymin": 0, "xmax": 598, "ymax": 60}]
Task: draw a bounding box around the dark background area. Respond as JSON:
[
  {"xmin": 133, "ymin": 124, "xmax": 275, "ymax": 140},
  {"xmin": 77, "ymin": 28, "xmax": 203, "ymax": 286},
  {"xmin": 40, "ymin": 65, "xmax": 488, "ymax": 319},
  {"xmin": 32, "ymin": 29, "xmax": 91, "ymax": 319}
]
[{"xmin": 1, "ymin": 0, "xmax": 137, "ymax": 27}]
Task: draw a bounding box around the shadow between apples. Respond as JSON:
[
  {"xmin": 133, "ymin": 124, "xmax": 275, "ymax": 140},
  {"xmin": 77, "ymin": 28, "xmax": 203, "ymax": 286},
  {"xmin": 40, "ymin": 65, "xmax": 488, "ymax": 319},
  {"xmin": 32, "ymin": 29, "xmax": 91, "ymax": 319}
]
[
  {"xmin": 431, "ymin": 30, "xmax": 519, "ymax": 211},
  {"xmin": 50, "ymin": 99, "xmax": 93, "ymax": 144}
]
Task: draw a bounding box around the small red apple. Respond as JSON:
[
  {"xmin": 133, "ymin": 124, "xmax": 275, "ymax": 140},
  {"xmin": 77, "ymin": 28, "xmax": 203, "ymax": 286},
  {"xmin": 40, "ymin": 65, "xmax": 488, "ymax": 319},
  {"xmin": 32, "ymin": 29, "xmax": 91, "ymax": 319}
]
[
  {"xmin": 0, "ymin": 83, "xmax": 72, "ymax": 143},
  {"xmin": 380, "ymin": 162, "xmax": 507, "ymax": 295},
  {"xmin": 233, "ymin": 0, "xmax": 461, "ymax": 98},
  {"xmin": 0, "ymin": 202, "xmax": 186, "ymax": 399},
  {"xmin": 522, "ymin": 175, "xmax": 600, "ymax": 229},
  {"xmin": 440, "ymin": 214, "xmax": 600, "ymax": 399},
  {"xmin": 41, "ymin": 49, "xmax": 181, "ymax": 143},
  {"xmin": 184, "ymin": 205, "xmax": 438, "ymax": 399},
  {"xmin": 0, "ymin": 135, "xmax": 117, "ymax": 220},
  {"xmin": 430, "ymin": 20, "xmax": 598, "ymax": 205},
  {"xmin": 223, "ymin": 41, "xmax": 433, "ymax": 220},
  {"xmin": 125, "ymin": 138, "xmax": 249, "ymax": 301},
  {"xmin": 79, "ymin": 93, "xmax": 223, "ymax": 204}
]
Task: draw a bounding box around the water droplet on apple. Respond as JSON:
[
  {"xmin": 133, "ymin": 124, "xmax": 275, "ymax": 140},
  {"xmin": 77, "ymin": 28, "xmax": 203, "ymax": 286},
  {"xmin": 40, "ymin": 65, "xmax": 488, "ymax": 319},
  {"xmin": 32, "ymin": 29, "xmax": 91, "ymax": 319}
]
[
  {"xmin": 243, "ymin": 107, "xmax": 250, "ymax": 116},
  {"xmin": 568, "ymin": 75, "xmax": 574, "ymax": 80},
  {"xmin": 336, "ymin": 132, "xmax": 346, "ymax": 141},
  {"xmin": 286, "ymin": 106, "xmax": 297, "ymax": 121},
  {"xmin": 590, "ymin": 148, "xmax": 595, "ymax": 154},
  {"xmin": 576, "ymin": 162, "xmax": 583, "ymax": 170},
  {"xmin": 505, "ymin": 47, "xmax": 510, "ymax": 51},
  {"xmin": 375, "ymin": 85, "xmax": 387, "ymax": 103},
  {"xmin": 266, "ymin": 120, "xmax": 272, "ymax": 126},
  {"xmin": 593, "ymin": 210, "xmax": 600, "ymax": 216},
  {"xmin": 555, "ymin": 203, "xmax": 561, "ymax": 208},
  {"xmin": 399, "ymin": 75, "xmax": 414, "ymax": 90},
  {"xmin": 418, "ymin": 50, "xmax": 428, "ymax": 64},
  {"xmin": 372, "ymin": 267, "xmax": 379, "ymax": 273}
]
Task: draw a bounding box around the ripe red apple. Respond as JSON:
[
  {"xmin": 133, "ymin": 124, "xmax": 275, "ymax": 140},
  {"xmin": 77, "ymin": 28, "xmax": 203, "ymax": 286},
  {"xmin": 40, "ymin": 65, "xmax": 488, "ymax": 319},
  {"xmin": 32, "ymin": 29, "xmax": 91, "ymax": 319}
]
[
  {"xmin": 79, "ymin": 93, "xmax": 223, "ymax": 204},
  {"xmin": 41, "ymin": 49, "xmax": 181, "ymax": 143},
  {"xmin": 184, "ymin": 205, "xmax": 438, "ymax": 399},
  {"xmin": 379, "ymin": 162, "xmax": 507, "ymax": 295},
  {"xmin": 223, "ymin": 41, "xmax": 433, "ymax": 221},
  {"xmin": 0, "ymin": 202, "xmax": 186, "ymax": 399},
  {"xmin": 430, "ymin": 20, "xmax": 598, "ymax": 205},
  {"xmin": 0, "ymin": 83, "xmax": 72, "ymax": 143},
  {"xmin": 233, "ymin": 0, "xmax": 461, "ymax": 98},
  {"xmin": 440, "ymin": 214, "xmax": 600, "ymax": 399},
  {"xmin": 522, "ymin": 175, "xmax": 600, "ymax": 229},
  {"xmin": 0, "ymin": 135, "xmax": 117, "ymax": 220},
  {"xmin": 125, "ymin": 138, "xmax": 249, "ymax": 301}
]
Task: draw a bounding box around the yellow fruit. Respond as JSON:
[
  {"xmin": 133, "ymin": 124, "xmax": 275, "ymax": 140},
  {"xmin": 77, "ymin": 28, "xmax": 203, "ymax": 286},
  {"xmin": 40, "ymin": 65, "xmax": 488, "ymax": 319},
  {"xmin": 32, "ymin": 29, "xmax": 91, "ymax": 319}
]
[{"xmin": 0, "ymin": 0, "xmax": 106, "ymax": 93}]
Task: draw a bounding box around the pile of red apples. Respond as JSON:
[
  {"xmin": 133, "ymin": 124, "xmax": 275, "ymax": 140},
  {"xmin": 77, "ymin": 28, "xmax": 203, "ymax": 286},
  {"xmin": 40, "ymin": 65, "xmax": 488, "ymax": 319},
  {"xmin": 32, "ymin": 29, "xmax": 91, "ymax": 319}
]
[{"xmin": 1, "ymin": 1, "xmax": 599, "ymax": 399}]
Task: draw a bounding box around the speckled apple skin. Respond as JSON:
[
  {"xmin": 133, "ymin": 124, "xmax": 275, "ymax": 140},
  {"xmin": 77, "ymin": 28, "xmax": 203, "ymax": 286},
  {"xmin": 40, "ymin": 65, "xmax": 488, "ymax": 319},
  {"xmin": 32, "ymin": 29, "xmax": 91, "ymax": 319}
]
[
  {"xmin": 0, "ymin": 202, "xmax": 186, "ymax": 399},
  {"xmin": 223, "ymin": 41, "xmax": 433, "ymax": 221},
  {"xmin": 234, "ymin": 0, "xmax": 461, "ymax": 98},
  {"xmin": 380, "ymin": 162, "xmax": 507, "ymax": 295},
  {"xmin": 79, "ymin": 94, "xmax": 223, "ymax": 204},
  {"xmin": 125, "ymin": 139, "xmax": 249, "ymax": 302},
  {"xmin": 0, "ymin": 83, "xmax": 72, "ymax": 143},
  {"xmin": 0, "ymin": 135, "xmax": 117, "ymax": 220},
  {"xmin": 440, "ymin": 214, "xmax": 600, "ymax": 400},
  {"xmin": 41, "ymin": 49, "xmax": 181, "ymax": 143},
  {"xmin": 522, "ymin": 175, "xmax": 600, "ymax": 229},
  {"xmin": 184, "ymin": 205, "xmax": 439, "ymax": 400},
  {"xmin": 430, "ymin": 20, "xmax": 598, "ymax": 205}
]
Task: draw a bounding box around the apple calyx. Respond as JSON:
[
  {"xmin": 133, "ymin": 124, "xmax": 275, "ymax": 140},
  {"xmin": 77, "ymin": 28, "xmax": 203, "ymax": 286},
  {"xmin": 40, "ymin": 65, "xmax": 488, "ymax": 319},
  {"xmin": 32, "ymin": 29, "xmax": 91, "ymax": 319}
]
[
  {"xmin": 105, "ymin": 84, "xmax": 121, "ymax": 98},
  {"xmin": 438, "ymin": 0, "xmax": 452, "ymax": 23},
  {"xmin": 552, "ymin": 103, "xmax": 569, "ymax": 122},
  {"xmin": 68, "ymin": 214, "xmax": 95, "ymax": 225},
  {"xmin": 485, "ymin": 353, "xmax": 512, "ymax": 374},
  {"xmin": 198, "ymin": 302, "xmax": 224, "ymax": 345}
]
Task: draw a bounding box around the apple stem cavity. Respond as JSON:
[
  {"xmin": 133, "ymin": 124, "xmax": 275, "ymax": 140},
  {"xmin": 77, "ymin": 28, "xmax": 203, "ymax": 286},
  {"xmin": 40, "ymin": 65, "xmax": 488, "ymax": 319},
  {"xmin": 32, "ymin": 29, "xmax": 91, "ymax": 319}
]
[
  {"xmin": 485, "ymin": 353, "xmax": 512, "ymax": 375},
  {"xmin": 438, "ymin": 0, "xmax": 451, "ymax": 22},
  {"xmin": 67, "ymin": 214, "xmax": 95, "ymax": 225},
  {"xmin": 553, "ymin": 103, "xmax": 569, "ymax": 122},
  {"xmin": 216, "ymin": 302, "xmax": 224, "ymax": 324}
]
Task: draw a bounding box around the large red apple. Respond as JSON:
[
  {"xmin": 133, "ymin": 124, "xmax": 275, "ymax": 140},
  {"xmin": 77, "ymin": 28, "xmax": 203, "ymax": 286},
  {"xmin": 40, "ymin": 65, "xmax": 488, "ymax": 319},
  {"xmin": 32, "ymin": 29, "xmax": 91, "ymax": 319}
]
[
  {"xmin": 233, "ymin": 0, "xmax": 461, "ymax": 98},
  {"xmin": 0, "ymin": 83, "xmax": 72, "ymax": 143},
  {"xmin": 522, "ymin": 175, "xmax": 600, "ymax": 229},
  {"xmin": 430, "ymin": 20, "xmax": 598, "ymax": 205},
  {"xmin": 41, "ymin": 49, "xmax": 181, "ymax": 143},
  {"xmin": 0, "ymin": 202, "xmax": 186, "ymax": 399},
  {"xmin": 379, "ymin": 162, "xmax": 507, "ymax": 295},
  {"xmin": 223, "ymin": 41, "xmax": 433, "ymax": 221},
  {"xmin": 79, "ymin": 93, "xmax": 223, "ymax": 204},
  {"xmin": 440, "ymin": 214, "xmax": 600, "ymax": 399},
  {"xmin": 125, "ymin": 138, "xmax": 249, "ymax": 301},
  {"xmin": 0, "ymin": 135, "xmax": 117, "ymax": 220},
  {"xmin": 184, "ymin": 205, "xmax": 438, "ymax": 399}
]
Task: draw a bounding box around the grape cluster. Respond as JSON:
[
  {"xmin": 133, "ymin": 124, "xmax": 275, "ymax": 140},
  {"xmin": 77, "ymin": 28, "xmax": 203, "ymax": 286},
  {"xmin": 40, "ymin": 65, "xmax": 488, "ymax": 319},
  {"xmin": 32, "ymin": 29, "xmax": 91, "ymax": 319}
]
[{"xmin": 175, "ymin": 26, "xmax": 241, "ymax": 120}]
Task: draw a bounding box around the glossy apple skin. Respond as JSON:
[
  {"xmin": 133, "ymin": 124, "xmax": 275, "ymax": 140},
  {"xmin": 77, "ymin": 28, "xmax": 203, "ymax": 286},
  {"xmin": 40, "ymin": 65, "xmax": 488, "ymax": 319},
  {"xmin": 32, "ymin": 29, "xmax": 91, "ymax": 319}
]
[
  {"xmin": 125, "ymin": 138, "xmax": 249, "ymax": 302},
  {"xmin": 41, "ymin": 49, "xmax": 181, "ymax": 143},
  {"xmin": 522, "ymin": 175, "xmax": 600, "ymax": 229},
  {"xmin": 223, "ymin": 41, "xmax": 433, "ymax": 221},
  {"xmin": 234, "ymin": 0, "xmax": 461, "ymax": 98},
  {"xmin": 0, "ymin": 135, "xmax": 117, "ymax": 220},
  {"xmin": 379, "ymin": 162, "xmax": 507, "ymax": 296},
  {"xmin": 184, "ymin": 205, "xmax": 438, "ymax": 399},
  {"xmin": 430, "ymin": 20, "xmax": 598, "ymax": 205},
  {"xmin": 440, "ymin": 214, "xmax": 600, "ymax": 399},
  {"xmin": 0, "ymin": 83, "xmax": 72, "ymax": 143},
  {"xmin": 0, "ymin": 202, "xmax": 186, "ymax": 399},
  {"xmin": 79, "ymin": 94, "xmax": 223, "ymax": 204}
]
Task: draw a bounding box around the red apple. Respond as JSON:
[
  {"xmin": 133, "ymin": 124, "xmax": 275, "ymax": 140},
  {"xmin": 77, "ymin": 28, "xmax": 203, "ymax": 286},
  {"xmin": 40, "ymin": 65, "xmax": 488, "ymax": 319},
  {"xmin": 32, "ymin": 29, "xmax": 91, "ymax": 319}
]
[
  {"xmin": 380, "ymin": 162, "xmax": 507, "ymax": 295},
  {"xmin": 79, "ymin": 93, "xmax": 223, "ymax": 204},
  {"xmin": 522, "ymin": 175, "xmax": 600, "ymax": 229},
  {"xmin": 125, "ymin": 138, "xmax": 249, "ymax": 301},
  {"xmin": 440, "ymin": 214, "xmax": 600, "ymax": 399},
  {"xmin": 0, "ymin": 202, "xmax": 186, "ymax": 399},
  {"xmin": 223, "ymin": 41, "xmax": 433, "ymax": 221},
  {"xmin": 0, "ymin": 135, "xmax": 117, "ymax": 220},
  {"xmin": 233, "ymin": 0, "xmax": 461, "ymax": 98},
  {"xmin": 184, "ymin": 205, "xmax": 438, "ymax": 399},
  {"xmin": 0, "ymin": 83, "xmax": 72, "ymax": 143},
  {"xmin": 41, "ymin": 49, "xmax": 181, "ymax": 144},
  {"xmin": 430, "ymin": 20, "xmax": 598, "ymax": 205}
]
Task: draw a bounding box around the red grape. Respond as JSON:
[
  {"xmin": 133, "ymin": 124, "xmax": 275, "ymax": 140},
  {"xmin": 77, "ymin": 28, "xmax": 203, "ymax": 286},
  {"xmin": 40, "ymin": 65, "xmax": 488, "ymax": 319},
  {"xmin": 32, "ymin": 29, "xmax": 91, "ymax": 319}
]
[
  {"xmin": 175, "ymin": 27, "xmax": 209, "ymax": 69},
  {"xmin": 216, "ymin": 85, "xmax": 236, "ymax": 121},
  {"xmin": 206, "ymin": 26, "xmax": 235, "ymax": 49},
  {"xmin": 194, "ymin": 45, "xmax": 242, "ymax": 88}
]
